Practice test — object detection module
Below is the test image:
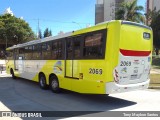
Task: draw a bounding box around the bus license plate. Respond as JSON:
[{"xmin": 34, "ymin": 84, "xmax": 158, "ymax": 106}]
[{"xmin": 130, "ymin": 74, "xmax": 138, "ymax": 80}]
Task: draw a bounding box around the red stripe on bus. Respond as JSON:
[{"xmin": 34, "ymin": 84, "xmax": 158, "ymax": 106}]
[{"xmin": 120, "ymin": 49, "xmax": 151, "ymax": 56}]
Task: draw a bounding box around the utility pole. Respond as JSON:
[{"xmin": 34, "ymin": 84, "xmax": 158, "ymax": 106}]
[{"xmin": 37, "ymin": 18, "xmax": 40, "ymax": 39}]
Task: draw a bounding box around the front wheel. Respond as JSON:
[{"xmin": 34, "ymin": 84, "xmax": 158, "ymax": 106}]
[
  {"xmin": 49, "ymin": 76, "xmax": 60, "ymax": 93},
  {"xmin": 11, "ymin": 69, "xmax": 16, "ymax": 79},
  {"xmin": 39, "ymin": 74, "xmax": 48, "ymax": 89}
]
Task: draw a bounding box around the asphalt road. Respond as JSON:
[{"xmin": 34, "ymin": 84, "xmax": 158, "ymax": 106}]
[{"xmin": 0, "ymin": 74, "xmax": 160, "ymax": 119}]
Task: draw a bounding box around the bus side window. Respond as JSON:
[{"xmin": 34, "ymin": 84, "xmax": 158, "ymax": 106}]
[
  {"xmin": 73, "ymin": 37, "xmax": 81, "ymax": 59},
  {"xmin": 84, "ymin": 32, "xmax": 103, "ymax": 59},
  {"xmin": 6, "ymin": 50, "xmax": 13, "ymax": 60},
  {"xmin": 42, "ymin": 42, "xmax": 52, "ymax": 60},
  {"xmin": 25, "ymin": 46, "xmax": 33, "ymax": 60},
  {"xmin": 19, "ymin": 47, "xmax": 25, "ymax": 59},
  {"xmin": 66, "ymin": 38, "xmax": 73, "ymax": 59},
  {"xmin": 52, "ymin": 41, "xmax": 58, "ymax": 59},
  {"xmin": 32, "ymin": 44, "xmax": 41, "ymax": 60},
  {"xmin": 52, "ymin": 40, "xmax": 63, "ymax": 59},
  {"xmin": 58, "ymin": 41, "xmax": 63, "ymax": 59},
  {"xmin": 14, "ymin": 49, "xmax": 19, "ymax": 60}
]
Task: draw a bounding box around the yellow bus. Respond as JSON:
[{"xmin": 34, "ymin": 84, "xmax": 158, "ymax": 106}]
[{"xmin": 6, "ymin": 20, "xmax": 152, "ymax": 94}]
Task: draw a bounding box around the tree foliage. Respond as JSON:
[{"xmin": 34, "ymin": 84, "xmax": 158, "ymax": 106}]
[
  {"xmin": 115, "ymin": 0, "xmax": 145, "ymax": 23},
  {"xmin": 44, "ymin": 28, "xmax": 52, "ymax": 38},
  {"xmin": 0, "ymin": 14, "xmax": 35, "ymax": 45},
  {"xmin": 145, "ymin": 8, "xmax": 160, "ymax": 26},
  {"xmin": 145, "ymin": 8, "xmax": 160, "ymax": 49},
  {"xmin": 150, "ymin": 14, "xmax": 160, "ymax": 48}
]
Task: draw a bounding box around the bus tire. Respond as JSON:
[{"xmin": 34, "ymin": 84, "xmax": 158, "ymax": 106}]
[
  {"xmin": 49, "ymin": 76, "xmax": 60, "ymax": 93},
  {"xmin": 10, "ymin": 69, "xmax": 16, "ymax": 79},
  {"xmin": 39, "ymin": 73, "xmax": 48, "ymax": 90}
]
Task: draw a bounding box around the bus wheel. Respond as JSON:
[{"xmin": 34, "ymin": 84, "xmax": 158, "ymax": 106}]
[
  {"xmin": 11, "ymin": 69, "xmax": 16, "ymax": 79},
  {"xmin": 49, "ymin": 76, "xmax": 60, "ymax": 93},
  {"xmin": 39, "ymin": 74, "xmax": 48, "ymax": 89}
]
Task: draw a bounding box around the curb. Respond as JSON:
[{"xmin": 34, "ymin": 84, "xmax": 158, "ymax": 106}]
[
  {"xmin": 149, "ymin": 83, "xmax": 160, "ymax": 89},
  {"xmin": 148, "ymin": 86, "xmax": 160, "ymax": 89}
]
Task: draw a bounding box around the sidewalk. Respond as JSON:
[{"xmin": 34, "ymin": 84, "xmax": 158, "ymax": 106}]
[
  {"xmin": 150, "ymin": 68, "xmax": 160, "ymax": 74},
  {"xmin": 149, "ymin": 68, "xmax": 160, "ymax": 89},
  {"xmin": 0, "ymin": 71, "xmax": 9, "ymax": 77},
  {"xmin": 0, "ymin": 60, "xmax": 5, "ymax": 64}
]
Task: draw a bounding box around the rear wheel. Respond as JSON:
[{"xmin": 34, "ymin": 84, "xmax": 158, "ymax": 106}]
[
  {"xmin": 39, "ymin": 74, "xmax": 48, "ymax": 89},
  {"xmin": 49, "ymin": 76, "xmax": 60, "ymax": 93}
]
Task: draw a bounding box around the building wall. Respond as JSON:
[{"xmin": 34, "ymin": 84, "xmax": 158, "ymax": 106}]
[
  {"xmin": 147, "ymin": 0, "xmax": 160, "ymax": 11},
  {"xmin": 104, "ymin": 0, "xmax": 115, "ymax": 21},
  {"xmin": 96, "ymin": 0, "xmax": 104, "ymax": 4},
  {"xmin": 95, "ymin": 3, "xmax": 104, "ymax": 24},
  {"xmin": 153, "ymin": 0, "xmax": 160, "ymax": 11},
  {"xmin": 95, "ymin": 0, "xmax": 135, "ymax": 24}
]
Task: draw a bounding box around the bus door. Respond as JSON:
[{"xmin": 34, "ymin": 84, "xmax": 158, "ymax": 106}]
[
  {"xmin": 65, "ymin": 37, "xmax": 73, "ymax": 77},
  {"xmin": 14, "ymin": 49, "xmax": 19, "ymax": 70},
  {"xmin": 17, "ymin": 48, "xmax": 25, "ymax": 73},
  {"xmin": 18, "ymin": 56, "xmax": 24, "ymax": 73},
  {"xmin": 65, "ymin": 37, "xmax": 81, "ymax": 78}
]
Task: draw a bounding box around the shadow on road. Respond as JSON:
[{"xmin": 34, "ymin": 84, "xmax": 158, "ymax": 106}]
[{"xmin": 0, "ymin": 76, "xmax": 137, "ymax": 119}]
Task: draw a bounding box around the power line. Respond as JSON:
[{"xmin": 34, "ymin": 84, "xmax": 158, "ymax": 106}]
[{"xmin": 25, "ymin": 18, "xmax": 94, "ymax": 25}]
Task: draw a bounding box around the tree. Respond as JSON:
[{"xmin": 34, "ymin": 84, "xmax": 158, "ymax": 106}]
[
  {"xmin": 0, "ymin": 14, "xmax": 35, "ymax": 45},
  {"xmin": 150, "ymin": 14, "xmax": 160, "ymax": 49},
  {"xmin": 44, "ymin": 28, "xmax": 52, "ymax": 38},
  {"xmin": 115, "ymin": 0, "xmax": 145, "ymax": 23},
  {"xmin": 49, "ymin": 30, "xmax": 52, "ymax": 36},
  {"xmin": 145, "ymin": 7, "xmax": 160, "ymax": 26},
  {"xmin": 145, "ymin": 8, "xmax": 160, "ymax": 49}
]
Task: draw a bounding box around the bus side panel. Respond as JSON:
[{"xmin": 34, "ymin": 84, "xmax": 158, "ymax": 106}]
[
  {"xmin": 32, "ymin": 60, "xmax": 47, "ymax": 82},
  {"xmin": 6, "ymin": 60, "xmax": 14, "ymax": 74},
  {"xmin": 71, "ymin": 60, "xmax": 106, "ymax": 94},
  {"xmin": 32, "ymin": 60, "xmax": 72, "ymax": 91},
  {"xmin": 104, "ymin": 21, "xmax": 121, "ymax": 84}
]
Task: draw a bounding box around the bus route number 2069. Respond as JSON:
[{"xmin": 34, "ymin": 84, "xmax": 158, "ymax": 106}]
[
  {"xmin": 120, "ymin": 61, "xmax": 131, "ymax": 66},
  {"xmin": 89, "ymin": 68, "xmax": 103, "ymax": 75}
]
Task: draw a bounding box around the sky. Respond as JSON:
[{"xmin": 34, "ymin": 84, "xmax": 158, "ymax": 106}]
[{"xmin": 0, "ymin": 0, "xmax": 146, "ymax": 36}]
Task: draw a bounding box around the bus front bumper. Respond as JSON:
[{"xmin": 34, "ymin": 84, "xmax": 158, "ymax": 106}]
[{"xmin": 106, "ymin": 79, "xmax": 150, "ymax": 94}]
